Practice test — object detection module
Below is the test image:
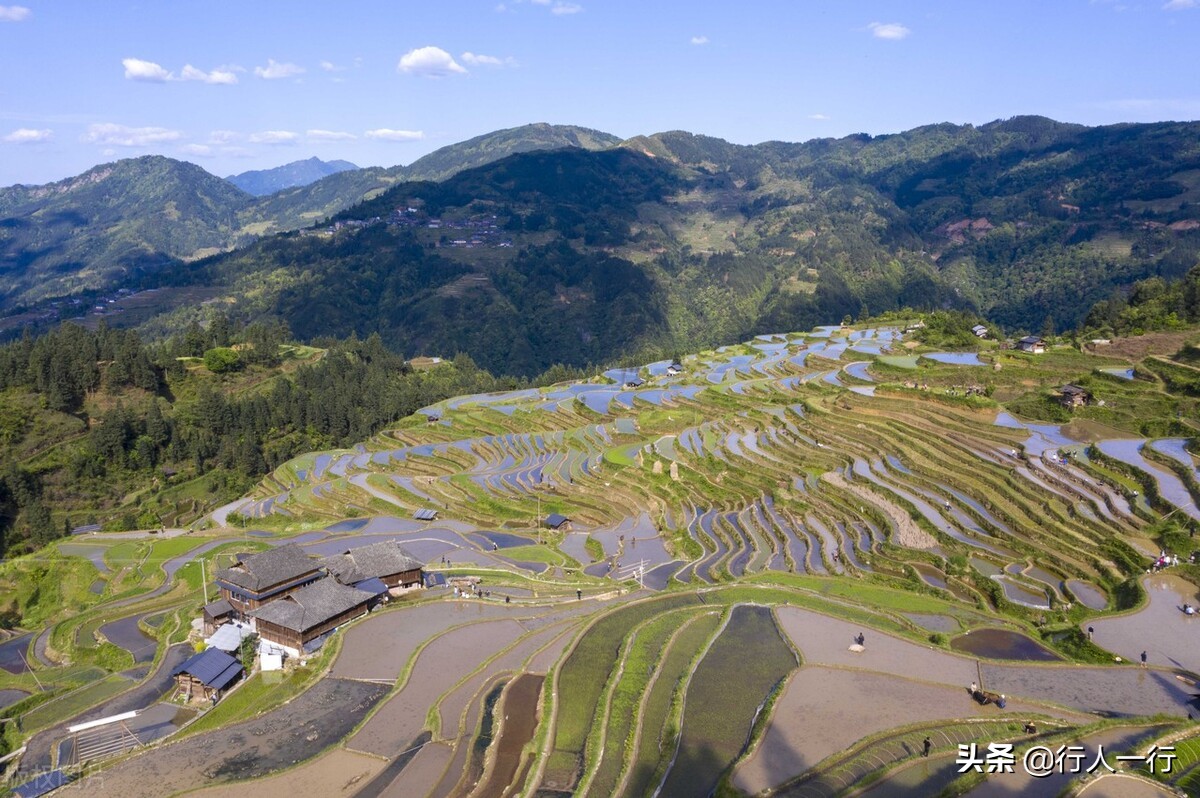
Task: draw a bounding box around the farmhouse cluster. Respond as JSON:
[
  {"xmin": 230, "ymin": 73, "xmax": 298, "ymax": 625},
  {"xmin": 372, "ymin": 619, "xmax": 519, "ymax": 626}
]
[{"xmin": 201, "ymin": 540, "xmax": 425, "ymax": 661}]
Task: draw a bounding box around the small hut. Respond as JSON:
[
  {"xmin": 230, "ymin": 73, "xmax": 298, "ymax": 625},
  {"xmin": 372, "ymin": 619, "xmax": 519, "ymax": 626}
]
[{"xmin": 172, "ymin": 648, "xmax": 243, "ymax": 704}]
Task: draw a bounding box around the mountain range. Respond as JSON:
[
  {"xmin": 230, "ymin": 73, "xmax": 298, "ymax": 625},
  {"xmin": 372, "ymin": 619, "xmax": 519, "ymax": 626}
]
[
  {"xmin": 2, "ymin": 117, "xmax": 1199, "ymax": 375},
  {"xmin": 226, "ymin": 157, "xmax": 360, "ymax": 196}
]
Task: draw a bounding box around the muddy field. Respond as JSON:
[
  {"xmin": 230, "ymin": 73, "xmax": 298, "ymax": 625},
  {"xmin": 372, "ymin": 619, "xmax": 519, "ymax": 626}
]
[
  {"xmin": 733, "ymin": 667, "xmax": 1073, "ymax": 795},
  {"xmin": 475, "ymin": 674, "xmax": 543, "ymax": 798},
  {"xmin": 192, "ymin": 748, "xmax": 387, "ymax": 798},
  {"xmin": 332, "ymin": 602, "xmax": 555, "ymax": 682},
  {"xmin": 89, "ymin": 677, "xmax": 388, "ymax": 797},
  {"xmin": 346, "ymin": 618, "xmax": 529, "ymax": 759}
]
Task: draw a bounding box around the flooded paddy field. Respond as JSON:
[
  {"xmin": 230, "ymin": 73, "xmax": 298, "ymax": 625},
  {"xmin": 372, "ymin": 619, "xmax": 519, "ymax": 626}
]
[
  {"xmin": 1086, "ymin": 574, "xmax": 1200, "ymax": 675},
  {"xmin": 20, "ymin": 324, "xmax": 1200, "ymax": 798}
]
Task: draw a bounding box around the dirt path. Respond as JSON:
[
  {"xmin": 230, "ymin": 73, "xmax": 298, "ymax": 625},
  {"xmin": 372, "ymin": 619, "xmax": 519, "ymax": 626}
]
[{"xmin": 821, "ymin": 472, "xmax": 938, "ymax": 549}]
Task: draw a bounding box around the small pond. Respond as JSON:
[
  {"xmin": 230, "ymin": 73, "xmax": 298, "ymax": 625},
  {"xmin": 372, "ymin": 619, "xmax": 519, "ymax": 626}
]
[
  {"xmin": 950, "ymin": 628, "xmax": 1061, "ymax": 661},
  {"xmin": 924, "ymin": 352, "xmax": 985, "ymax": 366}
]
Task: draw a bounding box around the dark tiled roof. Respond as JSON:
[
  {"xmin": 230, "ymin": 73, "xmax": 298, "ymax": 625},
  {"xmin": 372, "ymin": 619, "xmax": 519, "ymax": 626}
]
[
  {"xmin": 172, "ymin": 648, "xmax": 243, "ymax": 690},
  {"xmin": 215, "ymin": 543, "xmax": 319, "ymax": 593},
  {"xmin": 544, "ymin": 513, "xmax": 569, "ymax": 528},
  {"xmin": 1060, "ymin": 384, "xmax": 1089, "ymax": 395},
  {"xmin": 319, "ymin": 541, "xmax": 425, "ymax": 585},
  {"xmin": 1018, "ymin": 335, "xmax": 1044, "ymax": 345},
  {"xmin": 204, "ymin": 598, "xmax": 234, "ymax": 618},
  {"xmin": 249, "ymin": 579, "xmax": 373, "ymax": 633},
  {"xmin": 353, "ymin": 577, "xmax": 389, "ymax": 596},
  {"xmin": 413, "ymin": 508, "xmax": 438, "ymax": 521}
]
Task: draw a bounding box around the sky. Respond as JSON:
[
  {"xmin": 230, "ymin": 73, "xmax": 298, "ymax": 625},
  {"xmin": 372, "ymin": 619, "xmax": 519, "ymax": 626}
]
[{"xmin": 0, "ymin": 0, "xmax": 1198, "ymax": 186}]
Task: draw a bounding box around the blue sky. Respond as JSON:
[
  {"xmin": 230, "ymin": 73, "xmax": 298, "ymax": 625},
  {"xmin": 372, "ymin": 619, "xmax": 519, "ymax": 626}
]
[{"xmin": 0, "ymin": 0, "xmax": 1197, "ymax": 186}]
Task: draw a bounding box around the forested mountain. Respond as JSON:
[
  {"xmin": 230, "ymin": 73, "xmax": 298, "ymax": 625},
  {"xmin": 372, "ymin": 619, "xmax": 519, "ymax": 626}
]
[
  {"xmin": 0, "ymin": 124, "xmax": 625, "ymax": 309},
  {"xmin": 226, "ymin": 157, "xmax": 359, "ymax": 196},
  {"xmin": 135, "ymin": 116, "xmax": 1200, "ymax": 376},
  {"xmin": 0, "ymin": 157, "xmax": 251, "ymax": 307},
  {"xmin": 3, "ymin": 116, "xmax": 1200, "ymax": 375}
]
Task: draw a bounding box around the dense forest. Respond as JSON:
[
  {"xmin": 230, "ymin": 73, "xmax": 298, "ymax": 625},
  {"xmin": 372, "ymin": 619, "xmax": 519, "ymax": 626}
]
[
  {"xmin": 0, "ymin": 316, "xmax": 592, "ymax": 556},
  {"xmin": 118, "ymin": 117, "xmax": 1198, "ymax": 375},
  {"xmin": 5, "ymin": 117, "xmax": 1200, "ymax": 377}
]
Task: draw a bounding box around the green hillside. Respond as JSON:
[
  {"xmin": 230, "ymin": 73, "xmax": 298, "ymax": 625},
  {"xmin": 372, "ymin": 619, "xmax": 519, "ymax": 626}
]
[
  {"xmin": 0, "ymin": 157, "xmax": 252, "ymax": 306},
  {"xmin": 3, "ymin": 117, "xmax": 1200, "ymax": 371},
  {"xmin": 130, "ymin": 117, "xmax": 1200, "ymax": 376}
]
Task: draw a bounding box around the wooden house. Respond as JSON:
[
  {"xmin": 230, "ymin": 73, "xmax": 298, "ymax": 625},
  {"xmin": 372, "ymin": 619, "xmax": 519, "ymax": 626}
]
[
  {"xmin": 1057, "ymin": 384, "xmax": 1092, "ymax": 409},
  {"xmin": 249, "ymin": 579, "xmax": 375, "ymax": 657},
  {"xmin": 1016, "ymin": 336, "xmax": 1046, "ymax": 354},
  {"xmin": 971, "ymin": 325, "xmax": 989, "ymax": 339},
  {"xmin": 202, "ymin": 598, "xmax": 235, "ymax": 635},
  {"xmin": 319, "ymin": 540, "xmax": 426, "ymax": 593},
  {"xmin": 544, "ymin": 513, "xmax": 571, "ymax": 530},
  {"xmin": 214, "ymin": 543, "xmax": 323, "ymax": 616},
  {"xmin": 172, "ymin": 648, "xmax": 243, "ymax": 704}
]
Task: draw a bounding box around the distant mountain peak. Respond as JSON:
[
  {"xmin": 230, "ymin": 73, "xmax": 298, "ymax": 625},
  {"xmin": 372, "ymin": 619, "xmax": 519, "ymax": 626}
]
[{"xmin": 226, "ymin": 158, "xmax": 360, "ymax": 196}]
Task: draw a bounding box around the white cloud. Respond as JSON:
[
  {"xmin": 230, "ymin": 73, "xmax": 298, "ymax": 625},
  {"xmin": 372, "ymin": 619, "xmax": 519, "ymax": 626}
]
[
  {"xmin": 254, "ymin": 59, "xmax": 305, "ymax": 79},
  {"xmin": 208, "ymin": 130, "xmax": 240, "ymax": 144},
  {"xmin": 181, "ymin": 143, "xmax": 213, "ymax": 157},
  {"xmin": 1163, "ymin": 0, "xmax": 1197, "ymax": 9},
  {"xmin": 124, "ymin": 58, "xmax": 239, "ymax": 84},
  {"xmin": 123, "ymin": 57, "xmax": 172, "ymax": 82},
  {"xmin": 82, "ymin": 123, "xmax": 183, "ymax": 147},
  {"xmin": 461, "ymin": 51, "xmax": 516, "ymax": 67},
  {"xmin": 0, "ymin": 5, "xmax": 30, "ymax": 22},
  {"xmin": 551, "ymin": 2, "xmax": 582, "ymax": 14},
  {"xmin": 867, "ymin": 22, "xmax": 911, "ymax": 40},
  {"xmin": 180, "ymin": 64, "xmax": 239, "ymax": 84},
  {"xmin": 308, "ymin": 129, "xmax": 357, "ymax": 142},
  {"xmin": 319, "ymin": 60, "xmax": 342, "ymax": 72},
  {"xmin": 3, "ymin": 127, "xmax": 52, "ymax": 143},
  {"xmin": 398, "ymin": 46, "xmax": 466, "ymax": 77},
  {"xmin": 365, "ymin": 128, "xmax": 425, "ymax": 141},
  {"xmin": 808, "ymin": 113, "xmax": 829, "ymax": 120},
  {"xmin": 248, "ymin": 130, "xmax": 299, "ymax": 145},
  {"xmin": 690, "ymin": 35, "xmax": 709, "ymax": 45}
]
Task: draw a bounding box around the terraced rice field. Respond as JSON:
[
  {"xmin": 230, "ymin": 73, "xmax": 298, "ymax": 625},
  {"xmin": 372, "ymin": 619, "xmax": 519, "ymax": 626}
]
[{"xmin": 15, "ymin": 322, "xmax": 1200, "ymax": 798}]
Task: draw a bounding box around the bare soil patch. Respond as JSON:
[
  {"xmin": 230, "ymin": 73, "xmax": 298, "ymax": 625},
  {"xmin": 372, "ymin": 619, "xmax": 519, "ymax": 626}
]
[
  {"xmin": 191, "ymin": 748, "xmax": 386, "ymax": 798},
  {"xmin": 89, "ymin": 677, "xmax": 388, "ymax": 798},
  {"xmin": 1085, "ymin": 331, "xmax": 1197, "ymax": 360},
  {"xmin": 822, "ymin": 472, "xmax": 938, "ymax": 549},
  {"xmin": 733, "ymin": 667, "xmax": 1039, "ymax": 794}
]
